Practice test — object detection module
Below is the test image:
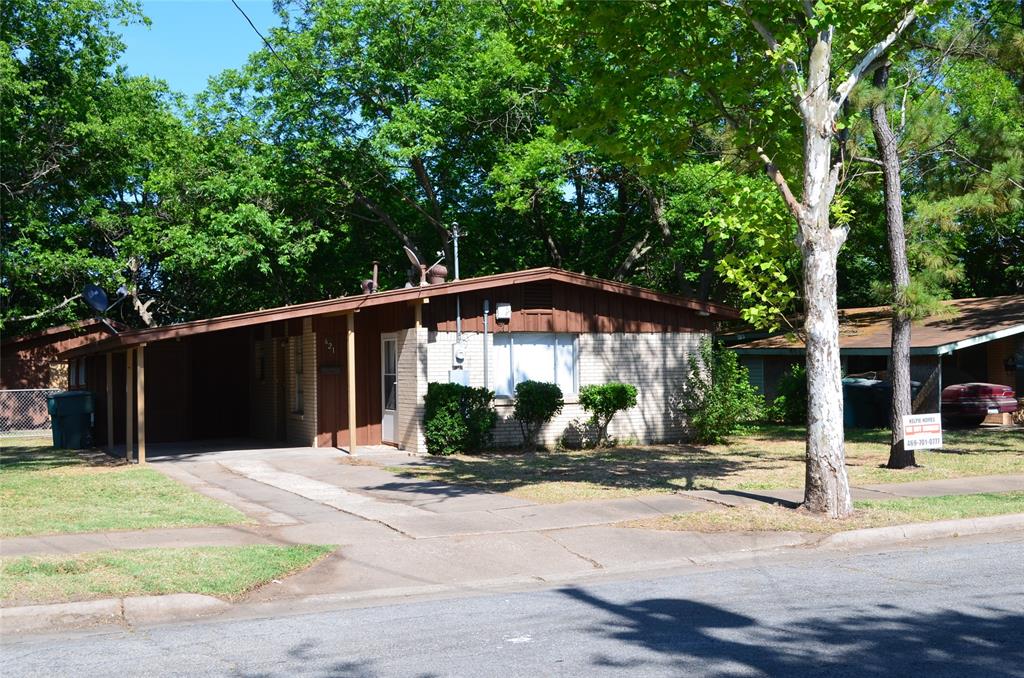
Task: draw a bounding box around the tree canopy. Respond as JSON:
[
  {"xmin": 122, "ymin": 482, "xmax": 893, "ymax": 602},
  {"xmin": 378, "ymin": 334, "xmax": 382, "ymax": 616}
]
[{"xmin": 2, "ymin": 0, "xmax": 1020, "ymax": 337}]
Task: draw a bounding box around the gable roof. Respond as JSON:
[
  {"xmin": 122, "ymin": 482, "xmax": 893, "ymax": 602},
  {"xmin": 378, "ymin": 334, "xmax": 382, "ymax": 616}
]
[
  {"xmin": 61, "ymin": 268, "xmax": 737, "ymax": 359},
  {"xmin": 730, "ymin": 295, "xmax": 1024, "ymax": 356}
]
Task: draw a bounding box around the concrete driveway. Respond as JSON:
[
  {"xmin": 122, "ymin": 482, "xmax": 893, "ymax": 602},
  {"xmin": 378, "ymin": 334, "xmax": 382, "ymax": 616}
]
[{"xmin": 150, "ymin": 441, "xmax": 709, "ymax": 541}]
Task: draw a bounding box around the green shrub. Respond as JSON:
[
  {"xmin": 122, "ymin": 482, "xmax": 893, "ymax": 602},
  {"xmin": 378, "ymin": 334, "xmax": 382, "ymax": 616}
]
[
  {"xmin": 513, "ymin": 381, "xmax": 564, "ymax": 450},
  {"xmin": 578, "ymin": 383, "xmax": 638, "ymax": 447},
  {"xmin": 680, "ymin": 339, "xmax": 764, "ymax": 444},
  {"xmin": 771, "ymin": 363, "xmax": 807, "ymax": 425},
  {"xmin": 423, "ymin": 382, "xmax": 497, "ymax": 456}
]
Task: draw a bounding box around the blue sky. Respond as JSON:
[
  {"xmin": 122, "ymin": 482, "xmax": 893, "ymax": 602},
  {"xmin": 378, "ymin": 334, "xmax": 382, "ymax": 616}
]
[{"xmin": 118, "ymin": 0, "xmax": 278, "ymax": 97}]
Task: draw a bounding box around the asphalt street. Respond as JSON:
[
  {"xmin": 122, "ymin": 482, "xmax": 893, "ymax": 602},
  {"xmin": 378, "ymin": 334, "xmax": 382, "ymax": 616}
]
[{"xmin": 3, "ymin": 533, "xmax": 1023, "ymax": 678}]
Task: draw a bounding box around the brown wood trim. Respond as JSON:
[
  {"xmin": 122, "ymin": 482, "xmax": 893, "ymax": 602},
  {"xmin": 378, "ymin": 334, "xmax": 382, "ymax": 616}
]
[{"xmin": 61, "ymin": 268, "xmax": 738, "ymax": 359}]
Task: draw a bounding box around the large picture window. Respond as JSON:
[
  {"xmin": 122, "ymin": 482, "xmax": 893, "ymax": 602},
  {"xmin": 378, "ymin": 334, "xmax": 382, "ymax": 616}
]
[{"xmin": 493, "ymin": 333, "xmax": 577, "ymax": 397}]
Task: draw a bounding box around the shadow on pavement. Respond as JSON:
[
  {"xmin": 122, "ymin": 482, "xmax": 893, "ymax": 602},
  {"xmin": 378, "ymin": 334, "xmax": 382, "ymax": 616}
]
[{"xmin": 561, "ymin": 586, "xmax": 1024, "ymax": 676}]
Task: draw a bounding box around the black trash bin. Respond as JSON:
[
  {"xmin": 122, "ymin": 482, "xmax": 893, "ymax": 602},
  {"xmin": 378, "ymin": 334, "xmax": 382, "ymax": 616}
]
[{"xmin": 47, "ymin": 391, "xmax": 95, "ymax": 449}]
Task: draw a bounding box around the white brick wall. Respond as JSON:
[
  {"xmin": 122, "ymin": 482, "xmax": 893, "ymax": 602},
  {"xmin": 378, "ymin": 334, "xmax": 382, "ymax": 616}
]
[{"xmin": 422, "ymin": 330, "xmax": 706, "ymax": 449}]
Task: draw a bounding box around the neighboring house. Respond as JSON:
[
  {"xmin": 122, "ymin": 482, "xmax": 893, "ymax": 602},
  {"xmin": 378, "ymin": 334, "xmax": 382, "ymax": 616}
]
[
  {"xmin": 1, "ymin": 319, "xmax": 122, "ymax": 390},
  {"xmin": 61, "ymin": 268, "xmax": 736, "ymax": 454},
  {"xmin": 1, "ymin": 319, "xmax": 123, "ymax": 434},
  {"xmin": 728, "ymin": 295, "xmax": 1024, "ymax": 413}
]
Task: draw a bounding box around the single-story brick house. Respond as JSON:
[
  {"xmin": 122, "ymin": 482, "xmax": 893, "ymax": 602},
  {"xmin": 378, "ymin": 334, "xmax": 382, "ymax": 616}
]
[
  {"xmin": 728, "ymin": 295, "xmax": 1024, "ymax": 414},
  {"xmin": 61, "ymin": 268, "xmax": 735, "ymax": 459}
]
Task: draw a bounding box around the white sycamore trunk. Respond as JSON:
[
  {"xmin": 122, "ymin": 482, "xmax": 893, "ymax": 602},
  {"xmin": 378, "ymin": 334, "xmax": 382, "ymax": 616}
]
[{"xmin": 797, "ymin": 36, "xmax": 853, "ymax": 518}]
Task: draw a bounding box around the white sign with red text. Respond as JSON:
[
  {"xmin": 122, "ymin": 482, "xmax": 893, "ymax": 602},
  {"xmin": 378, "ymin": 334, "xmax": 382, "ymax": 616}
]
[{"xmin": 903, "ymin": 413, "xmax": 943, "ymax": 451}]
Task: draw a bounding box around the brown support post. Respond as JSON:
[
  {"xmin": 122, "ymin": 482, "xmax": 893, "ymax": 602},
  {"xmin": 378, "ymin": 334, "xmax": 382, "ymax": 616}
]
[
  {"xmin": 105, "ymin": 353, "xmax": 114, "ymax": 451},
  {"xmin": 136, "ymin": 344, "xmax": 146, "ymax": 464},
  {"xmin": 347, "ymin": 312, "xmax": 357, "ymax": 455},
  {"xmin": 125, "ymin": 348, "xmax": 134, "ymax": 463}
]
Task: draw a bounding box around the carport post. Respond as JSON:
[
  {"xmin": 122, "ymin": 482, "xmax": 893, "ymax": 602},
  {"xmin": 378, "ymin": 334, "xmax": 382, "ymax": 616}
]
[
  {"xmin": 347, "ymin": 312, "xmax": 357, "ymax": 455},
  {"xmin": 125, "ymin": 348, "xmax": 134, "ymax": 463},
  {"xmin": 136, "ymin": 344, "xmax": 146, "ymax": 464},
  {"xmin": 105, "ymin": 353, "xmax": 114, "ymax": 452}
]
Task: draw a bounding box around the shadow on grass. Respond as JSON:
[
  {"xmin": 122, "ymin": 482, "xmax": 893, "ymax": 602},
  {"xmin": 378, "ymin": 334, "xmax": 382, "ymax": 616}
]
[
  {"xmin": 0, "ymin": 442, "xmax": 121, "ymax": 472},
  {"xmin": 0, "ymin": 444, "xmax": 83, "ymax": 472},
  {"xmin": 385, "ymin": 445, "xmax": 784, "ymax": 496}
]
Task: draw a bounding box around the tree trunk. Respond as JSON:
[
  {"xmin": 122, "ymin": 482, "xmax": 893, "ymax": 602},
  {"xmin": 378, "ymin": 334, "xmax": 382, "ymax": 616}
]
[
  {"xmin": 799, "ymin": 33, "xmax": 853, "ymax": 518},
  {"xmin": 871, "ymin": 62, "xmax": 915, "ymax": 469},
  {"xmin": 800, "ymin": 230, "xmax": 852, "ymax": 516}
]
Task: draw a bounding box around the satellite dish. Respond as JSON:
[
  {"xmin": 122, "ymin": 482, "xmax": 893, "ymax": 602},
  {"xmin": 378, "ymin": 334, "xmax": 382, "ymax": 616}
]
[
  {"xmin": 403, "ymin": 246, "xmax": 422, "ymax": 268},
  {"xmin": 83, "ymin": 284, "xmax": 110, "ymax": 315},
  {"xmin": 404, "ymin": 246, "xmax": 429, "ymax": 286}
]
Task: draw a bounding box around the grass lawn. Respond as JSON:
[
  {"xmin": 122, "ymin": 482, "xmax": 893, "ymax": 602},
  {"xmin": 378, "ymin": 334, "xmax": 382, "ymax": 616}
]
[
  {"xmin": 0, "ymin": 545, "xmax": 333, "ymax": 605},
  {"xmin": 627, "ymin": 491, "xmax": 1024, "ymax": 534},
  {"xmin": 385, "ymin": 425, "xmax": 1024, "ymax": 504},
  {"xmin": 0, "ymin": 438, "xmax": 247, "ymax": 537}
]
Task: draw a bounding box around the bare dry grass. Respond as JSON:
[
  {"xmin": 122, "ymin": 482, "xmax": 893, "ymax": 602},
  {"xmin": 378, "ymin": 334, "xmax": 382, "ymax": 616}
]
[{"xmin": 386, "ymin": 425, "xmax": 1024, "ymax": 504}]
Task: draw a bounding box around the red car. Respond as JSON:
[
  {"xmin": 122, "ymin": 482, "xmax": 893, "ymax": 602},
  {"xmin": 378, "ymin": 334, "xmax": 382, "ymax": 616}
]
[{"xmin": 941, "ymin": 382, "xmax": 1018, "ymax": 427}]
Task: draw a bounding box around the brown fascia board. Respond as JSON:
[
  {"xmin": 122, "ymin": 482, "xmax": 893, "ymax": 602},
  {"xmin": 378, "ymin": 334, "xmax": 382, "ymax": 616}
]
[
  {"xmin": 2, "ymin": 318, "xmax": 124, "ymax": 348},
  {"xmin": 59, "ymin": 268, "xmax": 738, "ymax": 359}
]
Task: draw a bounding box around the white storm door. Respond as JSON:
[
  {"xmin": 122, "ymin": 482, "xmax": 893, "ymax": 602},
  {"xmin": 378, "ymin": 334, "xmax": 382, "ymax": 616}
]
[{"xmin": 382, "ymin": 336, "xmax": 398, "ymax": 443}]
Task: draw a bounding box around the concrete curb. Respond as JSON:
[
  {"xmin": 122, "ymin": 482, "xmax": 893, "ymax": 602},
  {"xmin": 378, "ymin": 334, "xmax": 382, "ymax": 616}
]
[
  {"xmin": 0, "ymin": 599, "xmax": 122, "ymax": 635},
  {"xmin": 817, "ymin": 513, "xmax": 1024, "ymax": 549},
  {"xmin": 0, "ymin": 593, "xmax": 229, "ymax": 636}
]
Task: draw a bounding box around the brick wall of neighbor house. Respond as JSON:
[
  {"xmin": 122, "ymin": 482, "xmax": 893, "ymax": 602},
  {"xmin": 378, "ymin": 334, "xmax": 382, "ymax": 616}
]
[
  {"xmin": 424, "ymin": 330, "xmax": 706, "ymax": 449},
  {"xmin": 396, "ymin": 324, "xmax": 428, "ymax": 454},
  {"xmin": 285, "ymin": 317, "xmax": 317, "ymax": 446}
]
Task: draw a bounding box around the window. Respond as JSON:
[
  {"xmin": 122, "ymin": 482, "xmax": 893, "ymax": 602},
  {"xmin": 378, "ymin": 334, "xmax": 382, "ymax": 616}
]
[
  {"xmin": 293, "ymin": 338, "xmax": 304, "ymax": 414},
  {"xmin": 493, "ymin": 333, "xmax": 577, "ymax": 397}
]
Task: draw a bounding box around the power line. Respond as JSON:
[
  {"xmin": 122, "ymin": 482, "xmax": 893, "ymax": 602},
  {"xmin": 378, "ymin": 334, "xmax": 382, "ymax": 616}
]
[{"xmin": 229, "ymin": 0, "xmax": 298, "ymax": 81}]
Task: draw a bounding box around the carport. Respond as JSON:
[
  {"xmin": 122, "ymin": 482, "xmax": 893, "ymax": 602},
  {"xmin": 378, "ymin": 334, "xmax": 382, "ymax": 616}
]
[
  {"xmin": 62, "ymin": 310, "xmax": 363, "ymax": 463},
  {"xmin": 67, "ymin": 326, "xmax": 280, "ymax": 461}
]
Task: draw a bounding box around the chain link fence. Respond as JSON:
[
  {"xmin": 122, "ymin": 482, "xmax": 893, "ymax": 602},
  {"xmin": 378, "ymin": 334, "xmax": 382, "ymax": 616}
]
[{"xmin": 1, "ymin": 389, "xmax": 60, "ymax": 438}]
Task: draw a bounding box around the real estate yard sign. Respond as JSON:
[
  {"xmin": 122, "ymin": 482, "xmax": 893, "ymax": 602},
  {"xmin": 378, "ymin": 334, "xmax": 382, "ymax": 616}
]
[{"xmin": 903, "ymin": 413, "xmax": 943, "ymax": 451}]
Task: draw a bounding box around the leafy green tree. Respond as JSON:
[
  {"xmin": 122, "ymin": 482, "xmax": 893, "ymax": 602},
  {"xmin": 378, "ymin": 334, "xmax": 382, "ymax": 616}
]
[{"xmin": 1, "ymin": 0, "xmax": 185, "ymax": 331}]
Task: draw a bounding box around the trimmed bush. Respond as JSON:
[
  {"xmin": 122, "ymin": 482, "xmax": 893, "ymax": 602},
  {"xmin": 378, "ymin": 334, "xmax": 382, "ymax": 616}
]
[
  {"xmin": 513, "ymin": 381, "xmax": 564, "ymax": 450},
  {"xmin": 680, "ymin": 338, "xmax": 764, "ymax": 444},
  {"xmin": 578, "ymin": 383, "xmax": 638, "ymax": 447},
  {"xmin": 423, "ymin": 382, "xmax": 496, "ymax": 456}
]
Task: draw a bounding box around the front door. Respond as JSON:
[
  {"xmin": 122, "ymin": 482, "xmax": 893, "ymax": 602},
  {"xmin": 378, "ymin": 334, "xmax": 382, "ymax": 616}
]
[{"xmin": 381, "ymin": 335, "xmax": 397, "ymax": 443}]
